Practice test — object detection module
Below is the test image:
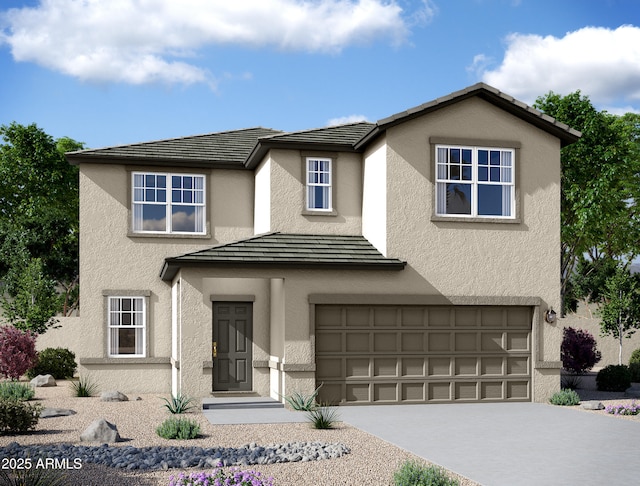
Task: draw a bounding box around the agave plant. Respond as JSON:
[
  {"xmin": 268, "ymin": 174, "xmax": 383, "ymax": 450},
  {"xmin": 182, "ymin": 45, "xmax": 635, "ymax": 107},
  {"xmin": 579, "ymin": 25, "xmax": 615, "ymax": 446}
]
[
  {"xmin": 161, "ymin": 393, "xmax": 196, "ymax": 414},
  {"xmin": 283, "ymin": 384, "xmax": 322, "ymax": 411}
]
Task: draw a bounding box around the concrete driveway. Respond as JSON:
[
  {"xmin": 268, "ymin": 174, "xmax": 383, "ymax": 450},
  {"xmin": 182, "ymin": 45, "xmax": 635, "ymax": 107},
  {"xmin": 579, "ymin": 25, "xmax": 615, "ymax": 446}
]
[{"xmin": 338, "ymin": 402, "xmax": 640, "ymax": 486}]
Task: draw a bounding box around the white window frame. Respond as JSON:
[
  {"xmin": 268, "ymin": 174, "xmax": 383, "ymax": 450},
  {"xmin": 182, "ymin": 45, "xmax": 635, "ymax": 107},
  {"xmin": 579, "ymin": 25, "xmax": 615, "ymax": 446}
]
[
  {"xmin": 435, "ymin": 145, "xmax": 515, "ymax": 219},
  {"xmin": 132, "ymin": 172, "xmax": 206, "ymax": 234},
  {"xmin": 107, "ymin": 296, "xmax": 146, "ymax": 358},
  {"xmin": 305, "ymin": 157, "xmax": 332, "ymax": 211}
]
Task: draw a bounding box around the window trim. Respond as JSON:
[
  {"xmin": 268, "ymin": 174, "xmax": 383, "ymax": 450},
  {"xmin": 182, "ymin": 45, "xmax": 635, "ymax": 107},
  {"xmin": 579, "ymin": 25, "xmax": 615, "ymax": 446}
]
[
  {"xmin": 103, "ymin": 290, "xmax": 150, "ymax": 358},
  {"xmin": 430, "ymin": 138, "xmax": 521, "ymax": 224},
  {"xmin": 304, "ymin": 156, "xmax": 334, "ymax": 213},
  {"xmin": 130, "ymin": 171, "xmax": 207, "ymax": 236}
]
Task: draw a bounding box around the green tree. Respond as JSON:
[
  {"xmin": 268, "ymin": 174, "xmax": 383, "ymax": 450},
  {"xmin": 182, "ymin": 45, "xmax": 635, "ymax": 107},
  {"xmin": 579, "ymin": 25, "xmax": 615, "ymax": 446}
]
[
  {"xmin": 534, "ymin": 93, "xmax": 640, "ymax": 314},
  {"xmin": 0, "ymin": 123, "xmax": 83, "ymax": 331},
  {"xmin": 599, "ymin": 264, "xmax": 640, "ymax": 365}
]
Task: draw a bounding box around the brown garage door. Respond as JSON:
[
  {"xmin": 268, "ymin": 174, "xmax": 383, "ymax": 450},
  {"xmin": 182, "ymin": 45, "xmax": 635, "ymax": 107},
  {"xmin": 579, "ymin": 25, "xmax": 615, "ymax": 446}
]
[{"xmin": 315, "ymin": 305, "xmax": 531, "ymax": 404}]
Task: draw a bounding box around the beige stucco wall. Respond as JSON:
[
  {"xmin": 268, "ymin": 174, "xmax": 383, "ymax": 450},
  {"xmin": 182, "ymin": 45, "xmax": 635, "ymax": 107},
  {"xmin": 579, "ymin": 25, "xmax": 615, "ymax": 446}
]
[
  {"xmin": 62, "ymin": 164, "xmax": 255, "ymax": 394},
  {"xmin": 264, "ymin": 149, "xmax": 363, "ymax": 235}
]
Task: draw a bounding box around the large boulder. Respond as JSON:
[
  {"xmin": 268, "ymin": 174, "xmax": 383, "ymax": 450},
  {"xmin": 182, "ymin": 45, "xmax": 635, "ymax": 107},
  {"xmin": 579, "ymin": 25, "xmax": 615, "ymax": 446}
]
[
  {"xmin": 100, "ymin": 391, "xmax": 129, "ymax": 402},
  {"xmin": 80, "ymin": 418, "xmax": 121, "ymax": 443},
  {"xmin": 30, "ymin": 374, "xmax": 56, "ymax": 387}
]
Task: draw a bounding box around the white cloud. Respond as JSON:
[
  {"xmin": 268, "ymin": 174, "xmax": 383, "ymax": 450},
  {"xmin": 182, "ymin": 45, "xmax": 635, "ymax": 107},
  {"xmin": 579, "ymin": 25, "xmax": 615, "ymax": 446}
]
[
  {"xmin": 475, "ymin": 25, "xmax": 640, "ymax": 110},
  {"xmin": 326, "ymin": 114, "xmax": 370, "ymax": 126},
  {"xmin": 0, "ymin": 0, "xmax": 429, "ymax": 87}
]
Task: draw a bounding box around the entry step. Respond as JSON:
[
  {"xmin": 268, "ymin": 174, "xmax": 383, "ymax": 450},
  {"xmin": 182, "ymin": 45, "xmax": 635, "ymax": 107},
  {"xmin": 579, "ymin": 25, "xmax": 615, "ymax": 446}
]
[{"xmin": 202, "ymin": 397, "xmax": 284, "ymax": 410}]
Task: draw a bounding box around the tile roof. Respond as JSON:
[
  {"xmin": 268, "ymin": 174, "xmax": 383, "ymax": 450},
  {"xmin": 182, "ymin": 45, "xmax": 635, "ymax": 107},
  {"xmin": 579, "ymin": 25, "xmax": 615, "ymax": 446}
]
[
  {"xmin": 66, "ymin": 127, "xmax": 283, "ymax": 168},
  {"xmin": 160, "ymin": 232, "xmax": 406, "ymax": 280},
  {"xmin": 356, "ymin": 83, "xmax": 581, "ymax": 149},
  {"xmin": 67, "ymin": 83, "xmax": 581, "ymax": 168}
]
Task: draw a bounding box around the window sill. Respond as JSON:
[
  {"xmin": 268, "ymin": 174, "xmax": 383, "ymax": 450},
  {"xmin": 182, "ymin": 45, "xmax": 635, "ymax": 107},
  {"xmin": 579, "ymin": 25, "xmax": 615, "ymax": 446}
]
[
  {"xmin": 80, "ymin": 357, "xmax": 171, "ymax": 365},
  {"xmin": 431, "ymin": 215, "xmax": 521, "ymax": 224},
  {"xmin": 127, "ymin": 231, "xmax": 211, "ymax": 239},
  {"xmin": 302, "ymin": 209, "xmax": 338, "ymax": 217}
]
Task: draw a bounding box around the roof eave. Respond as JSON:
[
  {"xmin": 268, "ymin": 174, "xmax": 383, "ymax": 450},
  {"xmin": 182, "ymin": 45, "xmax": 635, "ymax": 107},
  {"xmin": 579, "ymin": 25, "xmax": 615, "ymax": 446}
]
[
  {"xmin": 244, "ymin": 140, "xmax": 363, "ymax": 169},
  {"xmin": 66, "ymin": 153, "xmax": 246, "ymax": 169},
  {"xmin": 160, "ymin": 258, "xmax": 406, "ymax": 281}
]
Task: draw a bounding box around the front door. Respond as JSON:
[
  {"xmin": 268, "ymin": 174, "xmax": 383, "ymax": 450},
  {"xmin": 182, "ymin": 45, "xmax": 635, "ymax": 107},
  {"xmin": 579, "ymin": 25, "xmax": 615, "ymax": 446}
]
[{"xmin": 212, "ymin": 302, "xmax": 253, "ymax": 391}]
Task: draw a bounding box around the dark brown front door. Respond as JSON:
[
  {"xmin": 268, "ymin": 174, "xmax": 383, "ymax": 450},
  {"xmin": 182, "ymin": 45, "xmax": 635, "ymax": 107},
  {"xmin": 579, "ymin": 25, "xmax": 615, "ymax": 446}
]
[{"xmin": 213, "ymin": 302, "xmax": 253, "ymax": 391}]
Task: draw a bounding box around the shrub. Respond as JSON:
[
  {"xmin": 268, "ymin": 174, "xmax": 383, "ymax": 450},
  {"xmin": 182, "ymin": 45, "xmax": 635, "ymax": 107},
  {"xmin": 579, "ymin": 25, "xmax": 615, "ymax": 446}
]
[
  {"xmin": 605, "ymin": 401, "xmax": 640, "ymax": 415},
  {"xmin": 26, "ymin": 347, "xmax": 77, "ymax": 379},
  {"xmin": 284, "ymin": 384, "xmax": 322, "ymax": 411},
  {"xmin": 549, "ymin": 389, "xmax": 581, "ymax": 406},
  {"xmin": 0, "ymin": 466, "xmax": 68, "ymax": 486},
  {"xmin": 69, "ymin": 375, "xmax": 98, "ymax": 397},
  {"xmin": 161, "ymin": 394, "xmax": 196, "ymax": 414},
  {"xmin": 596, "ymin": 364, "xmax": 631, "ymax": 392},
  {"xmin": 0, "ymin": 381, "xmax": 35, "ymax": 401},
  {"xmin": 0, "ymin": 398, "xmax": 42, "ymax": 434},
  {"xmin": 169, "ymin": 466, "xmax": 274, "ymax": 486},
  {"xmin": 393, "ymin": 459, "xmax": 459, "ymax": 486},
  {"xmin": 561, "ymin": 327, "xmax": 601, "ymax": 374},
  {"xmin": 306, "ymin": 404, "xmax": 340, "ymax": 429},
  {"xmin": 0, "ymin": 326, "xmax": 37, "ymax": 380},
  {"xmin": 630, "ymin": 348, "xmax": 640, "ymax": 365},
  {"xmin": 156, "ymin": 417, "xmax": 200, "ymax": 440}
]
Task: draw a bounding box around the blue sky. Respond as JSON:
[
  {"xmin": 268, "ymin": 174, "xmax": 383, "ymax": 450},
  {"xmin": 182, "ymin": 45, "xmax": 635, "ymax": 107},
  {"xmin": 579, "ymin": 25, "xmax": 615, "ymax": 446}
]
[{"xmin": 1, "ymin": 0, "xmax": 639, "ymax": 149}]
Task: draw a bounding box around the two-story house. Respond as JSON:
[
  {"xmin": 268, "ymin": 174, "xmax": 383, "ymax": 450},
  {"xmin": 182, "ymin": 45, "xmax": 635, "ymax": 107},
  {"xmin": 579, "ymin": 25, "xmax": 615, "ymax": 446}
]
[{"xmin": 47, "ymin": 83, "xmax": 580, "ymax": 404}]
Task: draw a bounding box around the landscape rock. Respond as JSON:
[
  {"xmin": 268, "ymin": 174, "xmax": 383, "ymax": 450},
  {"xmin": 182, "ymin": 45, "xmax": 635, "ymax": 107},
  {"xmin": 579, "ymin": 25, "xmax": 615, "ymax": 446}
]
[
  {"xmin": 582, "ymin": 400, "xmax": 604, "ymax": 410},
  {"xmin": 41, "ymin": 408, "xmax": 77, "ymax": 418},
  {"xmin": 30, "ymin": 375, "xmax": 57, "ymax": 387},
  {"xmin": 80, "ymin": 418, "xmax": 121, "ymax": 443},
  {"xmin": 100, "ymin": 391, "xmax": 129, "ymax": 402}
]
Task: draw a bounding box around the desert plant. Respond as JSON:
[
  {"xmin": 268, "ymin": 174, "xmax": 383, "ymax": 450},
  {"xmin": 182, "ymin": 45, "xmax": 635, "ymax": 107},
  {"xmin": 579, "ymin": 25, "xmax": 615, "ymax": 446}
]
[
  {"xmin": 306, "ymin": 403, "xmax": 339, "ymax": 429},
  {"xmin": 161, "ymin": 394, "xmax": 196, "ymax": 414},
  {"xmin": 393, "ymin": 459, "xmax": 459, "ymax": 486},
  {"xmin": 156, "ymin": 417, "xmax": 200, "ymax": 440},
  {"xmin": 26, "ymin": 347, "xmax": 77, "ymax": 379},
  {"xmin": 0, "ymin": 398, "xmax": 42, "ymax": 434},
  {"xmin": 560, "ymin": 374, "xmax": 582, "ymax": 390},
  {"xmin": 0, "ymin": 326, "xmax": 37, "ymax": 380},
  {"xmin": 0, "ymin": 381, "xmax": 35, "ymax": 401},
  {"xmin": 284, "ymin": 384, "xmax": 322, "ymax": 411},
  {"xmin": 561, "ymin": 327, "xmax": 601, "ymax": 374},
  {"xmin": 549, "ymin": 389, "xmax": 581, "ymax": 406},
  {"xmin": 0, "ymin": 465, "xmax": 67, "ymax": 486},
  {"xmin": 596, "ymin": 364, "xmax": 631, "ymax": 392},
  {"xmin": 605, "ymin": 401, "xmax": 640, "ymax": 415},
  {"xmin": 169, "ymin": 466, "xmax": 274, "ymax": 486},
  {"xmin": 69, "ymin": 375, "xmax": 98, "ymax": 397}
]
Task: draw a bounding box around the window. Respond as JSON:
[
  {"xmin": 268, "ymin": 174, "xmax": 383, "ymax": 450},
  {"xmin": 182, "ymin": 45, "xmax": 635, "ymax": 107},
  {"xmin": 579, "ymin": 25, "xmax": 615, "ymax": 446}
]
[
  {"xmin": 132, "ymin": 172, "xmax": 205, "ymax": 234},
  {"xmin": 436, "ymin": 145, "xmax": 514, "ymax": 218},
  {"xmin": 108, "ymin": 296, "xmax": 146, "ymax": 357},
  {"xmin": 306, "ymin": 158, "xmax": 332, "ymax": 211}
]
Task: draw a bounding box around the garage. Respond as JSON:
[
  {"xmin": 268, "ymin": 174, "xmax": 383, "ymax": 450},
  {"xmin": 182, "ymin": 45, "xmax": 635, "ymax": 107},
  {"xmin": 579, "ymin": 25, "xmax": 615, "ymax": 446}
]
[{"xmin": 315, "ymin": 304, "xmax": 532, "ymax": 404}]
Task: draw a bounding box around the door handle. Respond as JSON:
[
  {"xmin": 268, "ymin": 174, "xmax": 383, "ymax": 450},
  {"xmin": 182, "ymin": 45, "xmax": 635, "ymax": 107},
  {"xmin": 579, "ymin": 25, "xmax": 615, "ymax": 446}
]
[{"xmin": 212, "ymin": 342, "xmax": 217, "ymax": 358}]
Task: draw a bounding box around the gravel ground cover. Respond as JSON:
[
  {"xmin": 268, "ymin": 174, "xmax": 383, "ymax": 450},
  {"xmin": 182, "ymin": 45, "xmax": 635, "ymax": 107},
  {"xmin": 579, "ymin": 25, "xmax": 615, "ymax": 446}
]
[{"xmin": 0, "ymin": 381, "xmax": 477, "ymax": 486}]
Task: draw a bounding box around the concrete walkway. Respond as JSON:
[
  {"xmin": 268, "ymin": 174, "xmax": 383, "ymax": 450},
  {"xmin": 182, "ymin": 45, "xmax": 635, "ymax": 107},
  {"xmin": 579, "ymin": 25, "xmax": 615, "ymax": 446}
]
[{"xmin": 338, "ymin": 402, "xmax": 640, "ymax": 486}]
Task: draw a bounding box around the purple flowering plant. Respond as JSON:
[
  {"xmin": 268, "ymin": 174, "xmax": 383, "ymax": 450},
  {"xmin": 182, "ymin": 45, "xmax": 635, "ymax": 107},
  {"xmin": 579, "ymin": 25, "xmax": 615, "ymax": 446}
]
[
  {"xmin": 168, "ymin": 465, "xmax": 275, "ymax": 486},
  {"xmin": 605, "ymin": 401, "xmax": 640, "ymax": 416}
]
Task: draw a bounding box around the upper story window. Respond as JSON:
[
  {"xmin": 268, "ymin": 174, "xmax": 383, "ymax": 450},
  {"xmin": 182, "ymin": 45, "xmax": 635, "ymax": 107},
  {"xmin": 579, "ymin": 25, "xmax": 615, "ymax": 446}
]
[
  {"xmin": 132, "ymin": 172, "xmax": 205, "ymax": 234},
  {"xmin": 306, "ymin": 157, "xmax": 332, "ymax": 211},
  {"xmin": 435, "ymin": 145, "xmax": 515, "ymax": 218},
  {"xmin": 108, "ymin": 296, "xmax": 146, "ymax": 357}
]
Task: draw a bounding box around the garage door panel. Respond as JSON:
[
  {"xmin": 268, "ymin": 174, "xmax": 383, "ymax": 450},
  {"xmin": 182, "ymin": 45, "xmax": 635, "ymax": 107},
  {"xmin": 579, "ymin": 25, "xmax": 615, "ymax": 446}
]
[{"xmin": 315, "ymin": 304, "xmax": 531, "ymax": 405}]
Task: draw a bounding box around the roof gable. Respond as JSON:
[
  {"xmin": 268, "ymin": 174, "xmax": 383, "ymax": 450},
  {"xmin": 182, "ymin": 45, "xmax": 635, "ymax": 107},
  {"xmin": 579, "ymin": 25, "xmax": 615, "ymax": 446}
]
[{"xmin": 356, "ymin": 83, "xmax": 581, "ymax": 149}]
